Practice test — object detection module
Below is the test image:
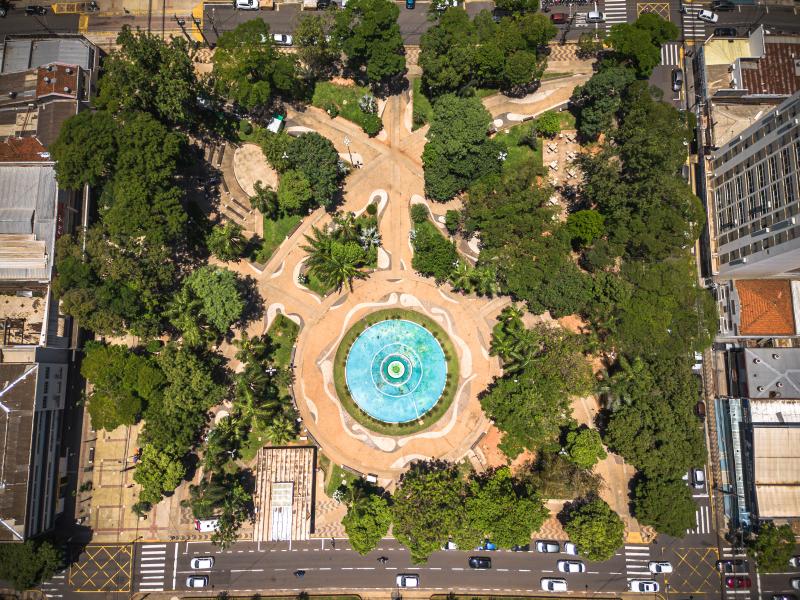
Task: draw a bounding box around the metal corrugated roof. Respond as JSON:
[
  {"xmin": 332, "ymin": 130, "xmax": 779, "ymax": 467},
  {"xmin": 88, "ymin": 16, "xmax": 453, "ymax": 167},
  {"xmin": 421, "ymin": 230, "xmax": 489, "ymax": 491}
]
[
  {"xmin": 2, "ymin": 41, "xmax": 32, "ymax": 74},
  {"xmin": 1, "ymin": 39, "xmax": 92, "ymax": 74}
]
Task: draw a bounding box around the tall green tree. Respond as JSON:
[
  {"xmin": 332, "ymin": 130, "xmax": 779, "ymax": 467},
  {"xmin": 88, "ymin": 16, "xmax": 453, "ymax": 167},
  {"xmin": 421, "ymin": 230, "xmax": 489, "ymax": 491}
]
[
  {"xmin": 96, "ymin": 26, "xmax": 198, "ymax": 126},
  {"xmin": 564, "ymin": 427, "xmax": 607, "ymax": 469},
  {"xmin": 562, "ymin": 498, "xmax": 624, "ymax": 562},
  {"xmin": 295, "ymin": 14, "xmax": 340, "ymax": 78},
  {"xmin": 51, "ymin": 110, "xmax": 118, "ymax": 190},
  {"xmin": 392, "ymin": 461, "xmax": 464, "ymax": 563},
  {"xmin": 134, "ymin": 445, "xmax": 186, "ymax": 505},
  {"xmin": 333, "ymin": 0, "xmax": 406, "ymax": 89},
  {"xmin": 747, "ymin": 522, "xmax": 796, "ymax": 573},
  {"xmin": 0, "ymin": 541, "xmax": 62, "ymax": 590},
  {"xmin": 303, "ymin": 226, "xmax": 369, "ymax": 292},
  {"xmin": 423, "ymin": 94, "xmax": 502, "ymax": 201},
  {"xmin": 632, "ymin": 478, "xmax": 696, "ymax": 537},
  {"xmin": 342, "ymin": 484, "xmax": 393, "ymax": 554},
  {"xmin": 207, "ymin": 222, "xmax": 246, "ymax": 262}
]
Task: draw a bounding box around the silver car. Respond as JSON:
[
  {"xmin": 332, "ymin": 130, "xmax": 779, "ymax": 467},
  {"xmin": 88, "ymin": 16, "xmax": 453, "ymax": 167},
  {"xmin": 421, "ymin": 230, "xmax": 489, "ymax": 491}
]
[{"xmin": 536, "ymin": 540, "xmax": 560, "ymax": 553}]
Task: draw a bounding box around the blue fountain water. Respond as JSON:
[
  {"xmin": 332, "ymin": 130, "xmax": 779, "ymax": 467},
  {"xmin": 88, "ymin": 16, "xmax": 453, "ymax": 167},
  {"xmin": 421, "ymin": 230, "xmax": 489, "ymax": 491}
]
[{"xmin": 345, "ymin": 319, "xmax": 448, "ymax": 423}]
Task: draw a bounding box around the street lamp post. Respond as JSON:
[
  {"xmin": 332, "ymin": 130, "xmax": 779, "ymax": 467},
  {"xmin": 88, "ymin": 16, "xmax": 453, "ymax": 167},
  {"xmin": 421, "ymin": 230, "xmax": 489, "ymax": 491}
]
[{"xmin": 343, "ymin": 136, "xmax": 354, "ymax": 166}]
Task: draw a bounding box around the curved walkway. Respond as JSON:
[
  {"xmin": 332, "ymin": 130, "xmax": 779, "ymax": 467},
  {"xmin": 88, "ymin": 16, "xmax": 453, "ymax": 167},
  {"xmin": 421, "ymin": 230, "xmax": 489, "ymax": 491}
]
[{"xmin": 223, "ymin": 80, "xmax": 579, "ymax": 481}]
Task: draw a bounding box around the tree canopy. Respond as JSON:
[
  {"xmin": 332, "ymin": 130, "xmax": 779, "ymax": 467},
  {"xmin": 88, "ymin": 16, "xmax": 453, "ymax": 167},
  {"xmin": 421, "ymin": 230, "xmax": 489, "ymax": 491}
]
[
  {"xmin": 632, "ymin": 478, "xmax": 696, "ymax": 537},
  {"xmin": 422, "ymin": 94, "xmax": 502, "ymax": 201},
  {"xmin": 0, "ymin": 541, "xmax": 62, "ymax": 590},
  {"xmin": 565, "ymin": 427, "xmax": 607, "ymax": 469},
  {"xmin": 562, "ymin": 498, "xmax": 624, "ymax": 562},
  {"xmin": 342, "ymin": 483, "xmax": 393, "ymax": 554},
  {"xmin": 747, "ymin": 522, "xmax": 796, "ymax": 573}
]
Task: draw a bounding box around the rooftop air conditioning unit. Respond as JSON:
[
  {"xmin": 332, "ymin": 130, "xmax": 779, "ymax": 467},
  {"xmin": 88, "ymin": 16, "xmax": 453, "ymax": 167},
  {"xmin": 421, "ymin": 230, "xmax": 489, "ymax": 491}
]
[
  {"xmin": 63, "ymin": 86, "xmax": 70, "ymax": 93},
  {"xmin": 777, "ymin": 382, "xmax": 784, "ymax": 388},
  {"xmin": 65, "ymin": 67, "xmax": 72, "ymax": 74},
  {"xmin": 758, "ymin": 386, "xmax": 765, "ymax": 392},
  {"xmin": 773, "ymin": 353, "xmax": 781, "ymax": 359},
  {"xmin": 754, "ymin": 358, "xmax": 762, "ymax": 364},
  {"xmin": 43, "ymin": 76, "xmax": 50, "ymax": 83}
]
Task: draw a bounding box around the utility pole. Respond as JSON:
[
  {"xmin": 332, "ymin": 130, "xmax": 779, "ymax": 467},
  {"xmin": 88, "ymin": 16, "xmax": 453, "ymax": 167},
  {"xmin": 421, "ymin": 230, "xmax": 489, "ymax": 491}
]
[
  {"xmin": 191, "ymin": 12, "xmax": 214, "ymax": 48},
  {"xmin": 173, "ymin": 14, "xmax": 195, "ymax": 46}
]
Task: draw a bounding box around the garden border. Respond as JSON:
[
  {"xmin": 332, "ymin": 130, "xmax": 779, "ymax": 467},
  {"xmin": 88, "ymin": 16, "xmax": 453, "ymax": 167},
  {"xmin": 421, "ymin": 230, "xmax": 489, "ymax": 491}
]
[{"xmin": 332, "ymin": 308, "xmax": 459, "ymax": 436}]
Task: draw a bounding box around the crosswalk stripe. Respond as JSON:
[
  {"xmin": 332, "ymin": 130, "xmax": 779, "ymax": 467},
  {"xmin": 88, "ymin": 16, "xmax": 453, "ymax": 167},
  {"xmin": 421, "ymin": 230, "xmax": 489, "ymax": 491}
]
[
  {"xmin": 140, "ymin": 568, "xmax": 165, "ymax": 574},
  {"xmin": 142, "ymin": 576, "xmax": 164, "ymax": 580},
  {"xmin": 141, "ymin": 550, "xmax": 166, "ymax": 555},
  {"xmin": 661, "ymin": 42, "xmax": 680, "ymax": 66},
  {"xmin": 143, "ymin": 543, "xmax": 167, "ymax": 548}
]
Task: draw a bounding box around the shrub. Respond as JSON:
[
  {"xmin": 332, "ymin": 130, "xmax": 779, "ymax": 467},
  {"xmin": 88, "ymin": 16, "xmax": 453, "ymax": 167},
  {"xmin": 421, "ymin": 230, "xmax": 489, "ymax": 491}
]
[
  {"xmin": 361, "ymin": 113, "xmax": 383, "ymax": 137},
  {"xmin": 366, "ymin": 203, "xmax": 378, "ymax": 216},
  {"xmin": 536, "ymin": 111, "xmax": 561, "ymax": 138},
  {"xmin": 145, "ymin": 339, "xmax": 163, "ymax": 353},
  {"xmin": 324, "ymin": 100, "xmax": 339, "ymax": 118},
  {"xmin": 410, "ymin": 204, "xmax": 429, "ymax": 224},
  {"xmin": 445, "ymin": 210, "xmax": 461, "ymax": 235},
  {"xmin": 359, "ymin": 94, "xmax": 378, "ymax": 115},
  {"xmin": 239, "ymin": 119, "xmax": 253, "ymax": 136}
]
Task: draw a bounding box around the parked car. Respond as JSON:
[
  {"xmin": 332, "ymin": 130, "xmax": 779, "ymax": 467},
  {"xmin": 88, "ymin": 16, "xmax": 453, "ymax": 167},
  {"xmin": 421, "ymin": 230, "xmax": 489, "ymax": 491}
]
[
  {"xmin": 476, "ymin": 540, "xmax": 497, "ymax": 551},
  {"xmin": 468, "ymin": 556, "xmax": 492, "ymax": 569},
  {"xmin": 535, "ymin": 540, "xmax": 560, "ymax": 553},
  {"xmin": 233, "ymin": 0, "xmax": 259, "ymax": 8},
  {"xmin": 541, "ymin": 578, "xmax": 568, "ymax": 592},
  {"xmin": 190, "ymin": 557, "xmax": 215, "ymax": 569},
  {"xmin": 726, "ymin": 576, "xmax": 752, "ymax": 589},
  {"xmin": 194, "ymin": 518, "xmax": 220, "ymax": 532},
  {"xmin": 564, "ymin": 542, "xmax": 578, "ymax": 555},
  {"xmin": 714, "ymin": 27, "xmax": 737, "ymax": 36},
  {"xmin": 789, "ymin": 555, "xmax": 800, "ymax": 567},
  {"xmin": 672, "ymin": 68, "xmax": 684, "ymax": 92},
  {"xmin": 557, "ymin": 560, "xmax": 585, "ymax": 573},
  {"xmin": 186, "ymin": 576, "xmax": 208, "ymax": 588},
  {"xmin": 648, "ymin": 561, "xmax": 673, "ymax": 574},
  {"xmin": 629, "ymin": 580, "xmax": 659, "ymax": 593},
  {"xmin": 491, "ymin": 7, "xmax": 512, "ymax": 21},
  {"xmin": 697, "ymin": 9, "xmax": 719, "ymax": 22},
  {"xmin": 586, "ymin": 10, "xmax": 605, "ymax": 22},
  {"xmin": 712, "ymin": 0, "xmax": 735, "ymax": 10},
  {"xmin": 396, "ymin": 574, "xmax": 419, "ymax": 588},
  {"xmin": 24, "ymin": 5, "xmax": 47, "ymax": 15},
  {"xmin": 550, "ymin": 12, "xmax": 568, "ymax": 24},
  {"xmin": 443, "ymin": 540, "xmax": 458, "ymax": 550},
  {"xmin": 511, "ymin": 544, "xmax": 530, "ymax": 552},
  {"xmin": 773, "ymin": 595, "xmax": 798, "ymax": 600},
  {"xmin": 406, "ymin": 0, "xmax": 415, "ymax": 8},
  {"xmin": 692, "ymin": 467, "xmax": 706, "ymax": 489},
  {"xmin": 716, "ymin": 559, "xmax": 746, "ymax": 572},
  {"xmin": 273, "ymin": 33, "xmax": 293, "ymax": 46},
  {"xmin": 793, "ymin": 579, "xmax": 800, "ymax": 590}
]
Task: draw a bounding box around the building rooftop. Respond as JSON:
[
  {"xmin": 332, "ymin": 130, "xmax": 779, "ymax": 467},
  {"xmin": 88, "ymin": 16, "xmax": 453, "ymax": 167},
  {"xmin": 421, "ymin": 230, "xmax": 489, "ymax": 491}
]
[
  {"xmin": 0, "ymin": 164, "xmax": 58, "ymax": 283},
  {"xmin": 253, "ymin": 447, "xmax": 315, "ymax": 542},
  {"xmin": 734, "ymin": 279, "xmax": 799, "ymax": 336},
  {"xmin": 0, "ymin": 362, "xmax": 37, "ymax": 541},
  {"xmin": 738, "ymin": 36, "xmax": 800, "ymax": 98},
  {"xmin": 743, "ymin": 348, "xmax": 800, "ymax": 399},
  {"xmin": 0, "ymin": 37, "xmax": 93, "ymax": 74},
  {"xmin": 752, "ymin": 425, "xmax": 800, "ymax": 519}
]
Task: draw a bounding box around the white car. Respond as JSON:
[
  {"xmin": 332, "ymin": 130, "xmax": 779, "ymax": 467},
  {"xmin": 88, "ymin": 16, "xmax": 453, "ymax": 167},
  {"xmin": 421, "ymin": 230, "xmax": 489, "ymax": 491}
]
[
  {"xmin": 190, "ymin": 557, "xmax": 214, "ymax": 569},
  {"xmin": 649, "ymin": 561, "xmax": 673, "ymax": 574},
  {"xmin": 792, "ymin": 579, "xmax": 800, "ymax": 591},
  {"xmin": 557, "ymin": 560, "xmax": 585, "ymax": 573},
  {"xmin": 790, "ymin": 555, "xmax": 800, "ymax": 567},
  {"xmin": 586, "ymin": 10, "xmax": 605, "ymax": 22},
  {"xmin": 629, "ymin": 580, "xmax": 659, "ymax": 593},
  {"xmin": 396, "ymin": 574, "xmax": 419, "ymax": 588},
  {"xmin": 273, "ymin": 33, "xmax": 294, "ymax": 46},
  {"xmin": 186, "ymin": 576, "xmax": 208, "ymax": 588},
  {"xmin": 234, "ymin": 0, "xmax": 259, "ymax": 8},
  {"xmin": 697, "ymin": 9, "xmax": 719, "ymax": 22},
  {"xmin": 536, "ymin": 540, "xmax": 561, "ymax": 553},
  {"xmin": 564, "ymin": 542, "xmax": 578, "ymax": 555},
  {"xmin": 541, "ymin": 578, "xmax": 568, "ymax": 592}
]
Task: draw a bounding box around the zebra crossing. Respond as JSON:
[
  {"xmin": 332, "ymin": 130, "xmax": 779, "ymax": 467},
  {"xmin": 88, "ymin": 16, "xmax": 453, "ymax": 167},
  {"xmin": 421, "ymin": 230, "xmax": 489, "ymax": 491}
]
[
  {"xmin": 138, "ymin": 543, "xmax": 169, "ymax": 592},
  {"xmin": 661, "ymin": 42, "xmax": 682, "ymax": 66},
  {"xmin": 683, "ymin": 12, "xmax": 708, "ymax": 41},
  {"xmin": 602, "ymin": 0, "xmax": 629, "ymax": 30},
  {"xmin": 40, "ymin": 570, "xmax": 67, "ymax": 598},
  {"xmin": 624, "ymin": 544, "xmax": 651, "ymax": 579},
  {"xmin": 687, "ymin": 503, "xmax": 712, "ymax": 535}
]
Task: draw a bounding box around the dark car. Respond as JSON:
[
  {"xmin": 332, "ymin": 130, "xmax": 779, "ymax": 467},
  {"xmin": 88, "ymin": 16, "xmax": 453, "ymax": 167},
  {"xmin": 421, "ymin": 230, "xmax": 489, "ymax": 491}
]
[
  {"xmin": 714, "ymin": 27, "xmax": 737, "ymax": 37},
  {"xmin": 316, "ymin": 0, "xmax": 331, "ymax": 7},
  {"xmin": 550, "ymin": 12, "xmax": 568, "ymax": 24},
  {"xmin": 492, "ymin": 7, "xmax": 512, "ymax": 22},
  {"xmin": 725, "ymin": 576, "xmax": 752, "ymax": 589},
  {"xmin": 406, "ymin": 0, "xmax": 415, "ymax": 8},
  {"xmin": 716, "ymin": 559, "xmax": 746, "ymax": 573},
  {"xmin": 696, "ymin": 400, "xmax": 706, "ymax": 419},
  {"xmin": 24, "ymin": 5, "xmax": 47, "ymax": 15},
  {"xmin": 511, "ymin": 544, "xmax": 530, "ymax": 552},
  {"xmin": 772, "ymin": 595, "xmax": 798, "ymax": 600},
  {"xmin": 468, "ymin": 556, "xmax": 492, "ymax": 570},
  {"xmin": 712, "ymin": 0, "xmax": 736, "ymax": 10}
]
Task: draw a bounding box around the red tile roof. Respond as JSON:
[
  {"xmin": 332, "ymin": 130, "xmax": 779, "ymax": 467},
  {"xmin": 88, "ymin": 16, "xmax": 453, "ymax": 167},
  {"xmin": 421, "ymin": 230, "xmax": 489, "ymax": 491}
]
[
  {"xmin": 741, "ymin": 39, "xmax": 800, "ymax": 97},
  {"xmin": 737, "ymin": 279, "xmax": 796, "ymax": 336}
]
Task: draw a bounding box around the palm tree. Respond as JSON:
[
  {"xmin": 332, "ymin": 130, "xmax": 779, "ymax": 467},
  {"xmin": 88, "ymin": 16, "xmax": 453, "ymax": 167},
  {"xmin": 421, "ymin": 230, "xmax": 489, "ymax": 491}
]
[
  {"xmin": 234, "ymin": 331, "xmax": 270, "ymax": 366},
  {"xmin": 271, "ymin": 367, "xmax": 295, "ymax": 389},
  {"xmin": 331, "ymin": 212, "xmax": 359, "ymax": 242},
  {"xmin": 449, "ymin": 261, "xmax": 474, "ymax": 294},
  {"xmin": 471, "ymin": 266, "xmax": 498, "ymax": 297},
  {"xmin": 266, "ymin": 412, "xmax": 297, "ymax": 445},
  {"xmin": 302, "ymin": 226, "xmax": 368, "ymax": 292},
  {"xmin": 166, "ymin": 286, "xmax": 216, "ymax": 347},
  {"xmin": 358, "ymin": 226, "xmax": 382, "ymax": 250},
  {"xmin": 207, "ymin": 222, "xmax": 246, "ymax": 262}
]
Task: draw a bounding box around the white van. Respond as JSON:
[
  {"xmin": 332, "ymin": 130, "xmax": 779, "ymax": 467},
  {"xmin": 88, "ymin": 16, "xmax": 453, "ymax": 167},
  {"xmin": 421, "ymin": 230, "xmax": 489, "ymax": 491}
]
[{"xmin": 194, "ymin": 518, "xmax": 220, "ymax": 532}]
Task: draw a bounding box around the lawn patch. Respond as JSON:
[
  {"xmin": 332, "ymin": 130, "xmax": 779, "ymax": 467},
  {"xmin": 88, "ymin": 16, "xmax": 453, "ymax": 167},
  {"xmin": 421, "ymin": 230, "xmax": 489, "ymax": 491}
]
[
  {"xmin": 252, "ymin": 213, "xmax": 303, "ymax": 265},
  {"xmin": 412, "ymin": 77, "xmax": 433, "ymax": 130},
  {"xmin": 312, "ymin": 81, "xmax": 383, "ymax": 137},
  {"xmin": 494, "ymin": 121, "xmax": 544, "ymax": 175}
]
